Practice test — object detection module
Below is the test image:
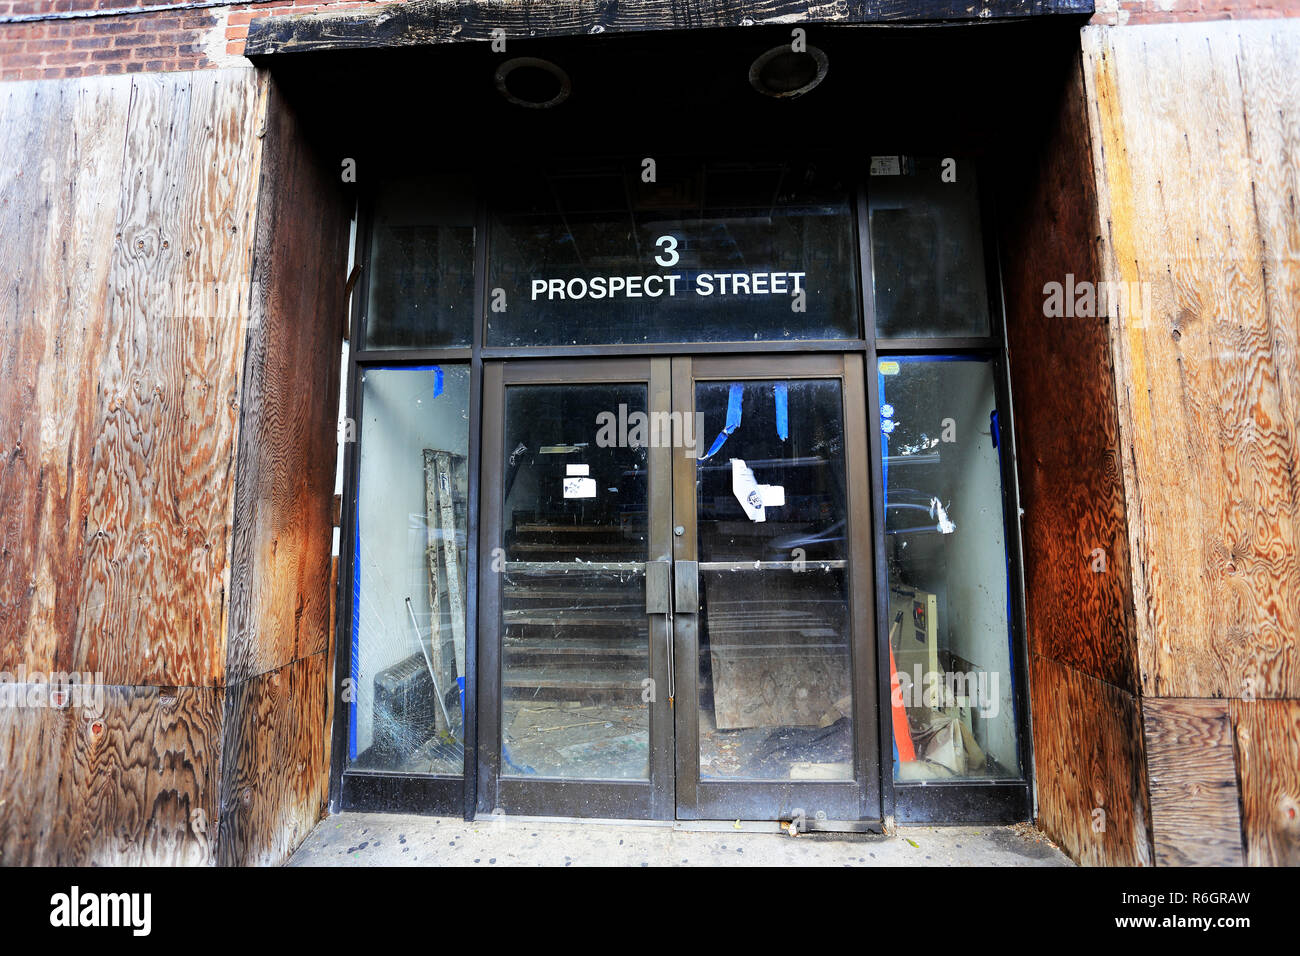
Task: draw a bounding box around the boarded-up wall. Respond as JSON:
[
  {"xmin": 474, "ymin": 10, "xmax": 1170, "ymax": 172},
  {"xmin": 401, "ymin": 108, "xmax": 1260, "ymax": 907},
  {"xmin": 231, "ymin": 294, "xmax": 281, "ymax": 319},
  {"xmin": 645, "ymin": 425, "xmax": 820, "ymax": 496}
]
[
  {"xmin": 0, "ymin": 68, "xmax": 344, "ymax": 866},
  {"xmin": 217, "ymin": 77, "xmax": 349, "ymax": 867},
  {"xmin": 1085, "ymin": 19, "xmax": 1300, "ymax": 866},
  {"xmin": 996, "ymin": 49, "xmax": 1152, "ymax": 866}
]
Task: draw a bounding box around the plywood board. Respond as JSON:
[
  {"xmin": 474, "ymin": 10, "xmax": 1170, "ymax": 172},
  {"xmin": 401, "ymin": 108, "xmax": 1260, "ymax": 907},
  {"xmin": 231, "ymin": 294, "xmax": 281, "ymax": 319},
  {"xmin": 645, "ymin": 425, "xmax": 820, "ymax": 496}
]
[
  {"xmin": 0, "ymin": 71, "xmax": 263, "ymax": 688},
  {"xmin": 997, "ymin": 50, "xmax": 1140, "ymax": 693},
  {"xmin": 0, "ymin": 684, "xmax": 221, "ymax": 866},
  {"xmin": 218, "ymin": 652, "xmax": 331, "ymax": 866},
  {"xmin": 1083, "ymin": 21, "xmax": 1300, "ymax": 699},
  {"xmin": 224, "ymin": 76, "xmax": 349, "ymax": 686},
  {"xmin": 1143, "ymin": 698, "xmax": 1245, "ymax": 866},
  {"xmin": 1230, "ymin": 699, "xmax": 1300, "ymax": 866},
  {"xmin": 1029, "ymin": 654, "xmax": 1152, "ymax": 866}
]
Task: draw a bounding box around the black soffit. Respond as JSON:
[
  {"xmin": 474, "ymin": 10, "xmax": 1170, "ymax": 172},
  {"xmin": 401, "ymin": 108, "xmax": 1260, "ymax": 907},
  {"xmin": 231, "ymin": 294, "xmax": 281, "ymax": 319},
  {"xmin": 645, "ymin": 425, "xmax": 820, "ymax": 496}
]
[{"xmin": 245, "ymin": 0, "xmax": 1095, "ymax": 59}]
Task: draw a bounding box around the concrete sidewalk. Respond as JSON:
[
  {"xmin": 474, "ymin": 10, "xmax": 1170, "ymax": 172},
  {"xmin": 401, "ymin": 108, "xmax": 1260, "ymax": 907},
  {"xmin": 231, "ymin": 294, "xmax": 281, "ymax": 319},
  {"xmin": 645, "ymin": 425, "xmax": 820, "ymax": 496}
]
[{"xmin": 289, "ymin": 813, "xmax": 1073, "ymax": 866}]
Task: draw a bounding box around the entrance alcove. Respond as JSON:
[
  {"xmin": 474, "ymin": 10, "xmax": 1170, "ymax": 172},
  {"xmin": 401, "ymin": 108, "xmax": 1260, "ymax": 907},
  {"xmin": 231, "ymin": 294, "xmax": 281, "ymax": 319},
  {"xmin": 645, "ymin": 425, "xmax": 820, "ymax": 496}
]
[{"xmin": 243, "ymin": 10, "xmax": 1142, "ymax": 838}]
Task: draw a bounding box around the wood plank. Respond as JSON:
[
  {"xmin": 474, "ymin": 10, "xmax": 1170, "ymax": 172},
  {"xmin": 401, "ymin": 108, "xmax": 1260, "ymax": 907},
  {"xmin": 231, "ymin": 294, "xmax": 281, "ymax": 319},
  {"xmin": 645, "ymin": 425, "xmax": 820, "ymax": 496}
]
[
  {"xmin": 1142, "ymin": 698, "xmax": 1244, "ymax": 866},
  {"xmin": 1029, "ymin": 654, "xmax": 1151, "ymax": 866},
  {"xmin": 246, "ymin": 0, "xmax": 1094, "ymax": 57},
  {"xmin": 0, "ymin": 684, "xmax": 221, "ymax": 866},
  {"xmin": 1230, "ymin": 699, "xmax": 1300, "ymax": 866},
  {"xmin": 996, "ymin": 49, "xmax": 1140, "ymax": 692},
  {"xmin": 224, "ymin": 73, "xmax": 350, "ymax": 685},
  {"xmin": 0, "ymin": 78, "xmax": 130, "ymax": 677},
  {"xmin": 218, "ymin": 652, "xmax": 331, "ymax": 866},
  {"xmin": 1083, "ymin": 21, "xmax": 1300, "ymax": 699}
]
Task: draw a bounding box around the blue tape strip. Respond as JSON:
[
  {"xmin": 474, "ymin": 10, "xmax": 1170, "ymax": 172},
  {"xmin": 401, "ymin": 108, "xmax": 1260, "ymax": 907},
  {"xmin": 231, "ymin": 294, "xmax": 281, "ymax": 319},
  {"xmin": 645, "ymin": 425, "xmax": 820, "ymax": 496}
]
[
  {"xmin": 349, "ymin": 520, "xmax": 360, "ymax": 761},
  {"xmin": 432, "ymin": 365, "xmax": 444, "ymax": 398},
  {"xmin": 699, "ymin": 383, "xmax": 744, "ymax": 460},
  {"xmin": 774, "ymin": 382, "xmax": 788, "ymax": 441}
]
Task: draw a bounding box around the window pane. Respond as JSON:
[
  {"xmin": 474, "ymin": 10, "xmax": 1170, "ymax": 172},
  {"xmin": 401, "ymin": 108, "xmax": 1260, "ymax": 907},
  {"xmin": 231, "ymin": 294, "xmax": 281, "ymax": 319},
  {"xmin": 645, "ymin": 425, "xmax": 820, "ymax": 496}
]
[
  {"xmin": 499, "ymin": 384, "xmax": 651, "ymax": 780},
  {"xmin": 486, "ymin": 159, "xmax": 859, "ymax": 346},
  {"xmin": 365, "ymin": 178, "xmax": 475, "ymax": 349},
  {"xmin": 349, "ymin": 365, "xmax": 470, "ymax": 775},
  {"xmin": 870, "ymin": 158, "xmax": 990, "ymax": 339},
  {"xmin": 879, "ymin": 357, "xmax": 1019, "ymax": 780},
  {"xmin": 695, "ymin": 379, "xmax": 854, "ymax": 782}
]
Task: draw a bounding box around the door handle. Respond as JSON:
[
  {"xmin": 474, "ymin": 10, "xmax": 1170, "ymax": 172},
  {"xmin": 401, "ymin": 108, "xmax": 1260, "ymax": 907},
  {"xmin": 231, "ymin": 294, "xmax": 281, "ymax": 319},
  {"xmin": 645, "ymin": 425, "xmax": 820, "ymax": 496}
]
[
  {"xmin": 645, "ymin": 558, "xmax": 675, "ymax": 704},
  {"xmin": 674, "ymin": 559, "xmax": 699, "ymax": 613},
  {"xmin": 645, "ymin": 558, "xmax": 671, "ymax": 614}
]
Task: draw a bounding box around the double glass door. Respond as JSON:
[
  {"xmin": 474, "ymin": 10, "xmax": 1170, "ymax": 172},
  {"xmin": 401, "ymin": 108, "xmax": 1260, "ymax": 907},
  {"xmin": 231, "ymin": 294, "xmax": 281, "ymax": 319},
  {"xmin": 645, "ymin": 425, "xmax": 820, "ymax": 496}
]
[{"xmin": 479, "ymin": 355, "xmax": 878, "ymax": 822}]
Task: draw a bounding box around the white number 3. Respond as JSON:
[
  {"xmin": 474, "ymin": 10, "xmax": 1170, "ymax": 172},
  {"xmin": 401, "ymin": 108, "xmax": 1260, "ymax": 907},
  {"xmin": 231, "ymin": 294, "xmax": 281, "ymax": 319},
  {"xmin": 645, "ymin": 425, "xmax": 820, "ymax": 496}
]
[{"xmin": 654, "ymin": 235, "xmax": 679, "ymax": 268}]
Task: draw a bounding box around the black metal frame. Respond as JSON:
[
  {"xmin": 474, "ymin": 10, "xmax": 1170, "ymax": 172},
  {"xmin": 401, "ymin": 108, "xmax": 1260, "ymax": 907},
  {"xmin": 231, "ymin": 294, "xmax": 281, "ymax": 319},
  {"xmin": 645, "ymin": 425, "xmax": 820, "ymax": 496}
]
[{"xmin": 330, "ymin": 153, "xmax": 1035, "ymax": 826}]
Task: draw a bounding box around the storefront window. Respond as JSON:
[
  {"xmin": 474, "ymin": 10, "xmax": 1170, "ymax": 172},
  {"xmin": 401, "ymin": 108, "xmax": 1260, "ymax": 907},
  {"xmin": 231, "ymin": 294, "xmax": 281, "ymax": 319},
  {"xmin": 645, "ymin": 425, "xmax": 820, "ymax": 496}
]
[
  {"xmin": 486, "ymin": 159, "xmax": 859, "ymax": 346},
  {"xmin": 879, "ymin": 357, "xmax": 1019, "ymax": 780},
  {"xmin": 349, "ymin": 365, "xmax": 471, "ymax": 774},
  {"xmin": 869, "ymin": 158, "xmax": 990, "ymax": 339},
  {"xmin": 365, "ymin": 178, "xmax": 476, "ymax": 349}
]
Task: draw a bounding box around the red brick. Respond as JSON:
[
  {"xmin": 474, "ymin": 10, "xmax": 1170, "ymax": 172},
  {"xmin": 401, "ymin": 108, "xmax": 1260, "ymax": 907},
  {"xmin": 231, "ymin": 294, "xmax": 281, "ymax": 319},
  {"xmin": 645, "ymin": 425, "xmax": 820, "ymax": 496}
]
[
  {"xmin": 134, "ymin": 44, "xmax": 177, "ymax": 57},
  {"xmin": 44, "ymin": 50, "xmax": 88, "ymax": 65},
  {"xmin": 227, "ymin": 26, "xmax": 249, "ymax": 39},
  {"xmin": 71, "ymin": 35, "xmax": 112, "ymax": 50},
  {"xmin": 225, "ymin": 40, "xmax": 244, "ymax": 55},
  {"xmin": 92, "ymin": 20, "xmax": 139, "ymax": 35},
  {"xmin": 89, "ymin": 46, "xmax": 132, "ymax": 60}
]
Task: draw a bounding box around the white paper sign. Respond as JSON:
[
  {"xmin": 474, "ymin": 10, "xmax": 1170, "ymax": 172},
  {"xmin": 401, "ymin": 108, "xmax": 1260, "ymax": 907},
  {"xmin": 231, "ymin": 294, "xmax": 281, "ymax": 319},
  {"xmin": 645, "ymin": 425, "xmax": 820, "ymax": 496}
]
[
  {"xmin": 731, "ymin": 459, "xmax": 784, "ymax": 522},
  {"xmin": 566, "ymin": 464, "xmax": 590, "ymax": 476},
  {"xmin": 563, "ymin": 477, "xmax": 596, "ymax": 499}
]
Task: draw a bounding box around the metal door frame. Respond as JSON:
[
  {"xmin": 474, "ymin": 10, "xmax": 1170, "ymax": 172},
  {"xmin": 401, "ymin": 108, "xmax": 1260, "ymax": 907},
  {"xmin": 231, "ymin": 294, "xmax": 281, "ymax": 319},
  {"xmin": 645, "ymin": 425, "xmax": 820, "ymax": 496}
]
[
  {"xmin": 476, "ymin": 357, "xmax": 676, "ymax": 819},
  {"xmin": 669, "ymin": 354, "xmax": 880, "ymax": 824}
]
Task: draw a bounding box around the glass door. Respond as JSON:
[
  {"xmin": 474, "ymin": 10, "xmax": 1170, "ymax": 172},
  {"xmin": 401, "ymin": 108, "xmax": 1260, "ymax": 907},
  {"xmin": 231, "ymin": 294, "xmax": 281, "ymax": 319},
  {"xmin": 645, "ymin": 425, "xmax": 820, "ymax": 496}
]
[
  {"xmin": 670, "ymin": 355, "xmax": 880, "ymax": 823},
  {"xmin": 479, "ymin": 355, "xmax": 880, "ymax": 824},
  {"xmin": 478, "ymin": 358, "xmax": 676, "ymax": 818}
]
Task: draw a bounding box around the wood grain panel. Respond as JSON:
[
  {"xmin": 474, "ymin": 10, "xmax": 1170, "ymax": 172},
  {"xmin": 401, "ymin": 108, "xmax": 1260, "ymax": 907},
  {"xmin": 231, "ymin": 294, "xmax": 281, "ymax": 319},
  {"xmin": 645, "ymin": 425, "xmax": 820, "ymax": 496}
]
[
  {"xmin": 1230, "ymin": 699, "xmax": 1300, "ymax": 866},
  {"xmin": 1143, "ymin": 698, "xmax": 1245, "ymax": 866},
  {"xmin": 0, "ymin": 78, "xmax": 130, "ymax": 676},
  {"xmin": 74, "ymin": 71, "xmax": 262, "ymax": 687},
  {"xmin": 1030, "ymin": 654, "xmax": 1151, "ymax": 866},
  {"xmin": 1084, "ymin": 21, "xmax": 1300, "ymax": 699},
  {"xmin": 997, "ymin": 51, "xmax": 1140, "ymax": 693},
  {"xmin": 224, "ymin": 76, "xmax": 349, "ymax": 685},
  {"xmin": 218, "ymin": 652, "xmax": 331, "ymax": 866},
  {"xmin": 0, "ymin": 684, "xmax": 221, "ymax": 866}
]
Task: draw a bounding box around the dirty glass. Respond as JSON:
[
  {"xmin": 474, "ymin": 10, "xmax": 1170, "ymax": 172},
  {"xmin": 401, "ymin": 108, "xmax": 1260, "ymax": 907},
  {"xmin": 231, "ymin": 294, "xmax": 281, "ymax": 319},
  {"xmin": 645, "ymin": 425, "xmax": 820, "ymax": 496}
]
[
  {"xmin": 694, "ymin": 379, "xmax": 854, "ymax": 782},
  {"xmin": 499, "ymin": 383, "xmax": 651, "ymax": 780},
  {"xmin": 486, "ymin": 159, "xmax": 859, "ymax": 346},
  {"xmin": 878, "ymin": 356, "xmax": 1019, "ymax": 780},
  {"xmin": 365, "ymin": 177, "xmax": 476, "ymax": 349},
  {"xmin": 869, "ymin": 158, "xmax": 990, "ymax": 339},
  {"xmin": 349, "ymin": 365, "xmax": 470, "ymax": 775}
]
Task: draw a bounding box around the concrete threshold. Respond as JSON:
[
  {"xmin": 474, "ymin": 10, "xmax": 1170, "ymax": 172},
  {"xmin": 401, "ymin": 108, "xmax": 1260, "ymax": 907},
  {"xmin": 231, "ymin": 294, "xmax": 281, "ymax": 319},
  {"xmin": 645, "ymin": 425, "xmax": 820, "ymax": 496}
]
[{"xmin": 288, "ymin": 812, "xmax": 1073, "ymax": 866}]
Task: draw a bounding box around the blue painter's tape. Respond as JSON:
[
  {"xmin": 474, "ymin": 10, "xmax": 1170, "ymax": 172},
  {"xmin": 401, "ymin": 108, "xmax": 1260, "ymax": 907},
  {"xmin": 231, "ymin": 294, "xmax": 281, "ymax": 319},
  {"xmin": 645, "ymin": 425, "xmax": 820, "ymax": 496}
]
[
  {"xmin": 349, "ymin": 520, "xmax": 360, "ymax": 761},
  {"xmin": 774, "ymin": 382, "xmax": 788, "ymax": 441},
  {"xmin": 699, "ymin": 383, "xmax": 744, "ymax": 461}
]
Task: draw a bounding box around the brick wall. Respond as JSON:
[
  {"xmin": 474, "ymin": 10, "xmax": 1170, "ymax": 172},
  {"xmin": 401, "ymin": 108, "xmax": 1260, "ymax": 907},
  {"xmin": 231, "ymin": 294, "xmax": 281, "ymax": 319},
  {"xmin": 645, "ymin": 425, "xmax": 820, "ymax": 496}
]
[{"xmin": 3, "ymin": 0, "xmax": 1299, "ymax": 82}]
